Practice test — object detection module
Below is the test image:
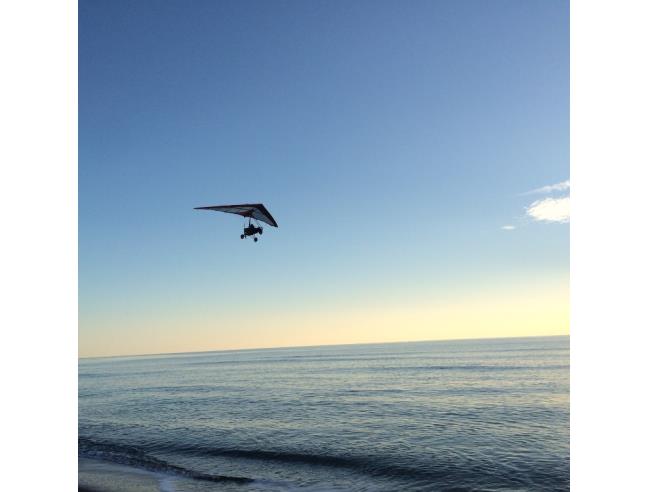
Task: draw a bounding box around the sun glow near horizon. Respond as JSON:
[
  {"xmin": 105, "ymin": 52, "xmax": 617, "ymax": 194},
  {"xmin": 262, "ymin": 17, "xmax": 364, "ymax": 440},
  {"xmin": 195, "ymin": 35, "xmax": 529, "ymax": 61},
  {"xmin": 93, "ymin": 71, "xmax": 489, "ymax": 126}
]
[{"xmin": 79, "ymin": 278, "xmax": 568, "ymax": 358}]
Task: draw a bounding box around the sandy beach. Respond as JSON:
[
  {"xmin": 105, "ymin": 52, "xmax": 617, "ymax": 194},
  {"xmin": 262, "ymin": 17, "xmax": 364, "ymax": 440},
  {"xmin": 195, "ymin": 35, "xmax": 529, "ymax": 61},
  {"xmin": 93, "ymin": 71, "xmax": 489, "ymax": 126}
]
[{"xmin": 78, "ymin": 459, "xmax": 166, "ymax": 492}]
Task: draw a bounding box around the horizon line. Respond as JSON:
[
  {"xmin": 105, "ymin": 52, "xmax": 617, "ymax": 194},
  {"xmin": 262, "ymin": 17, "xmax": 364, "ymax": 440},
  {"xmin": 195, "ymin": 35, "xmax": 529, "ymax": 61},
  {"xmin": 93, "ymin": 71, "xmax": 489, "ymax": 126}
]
[{"xmin": 79, "ymin": 333, "xmax": 569, "ymax": 361}]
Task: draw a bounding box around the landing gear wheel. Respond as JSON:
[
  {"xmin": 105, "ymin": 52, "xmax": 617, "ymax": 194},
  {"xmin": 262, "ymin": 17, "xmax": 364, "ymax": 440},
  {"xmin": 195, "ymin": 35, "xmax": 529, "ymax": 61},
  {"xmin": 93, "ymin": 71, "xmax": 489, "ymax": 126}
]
[
  {"xmin": 259, "ymin": 229, "xmax": 263, "ymax": 235},
  {"xmin": 240, "ymin": 234, "xmax": 245, "ymax": 239},
  {"xmin": 254, "ymin": 237, "xmax": 258, "ymax": 242}
]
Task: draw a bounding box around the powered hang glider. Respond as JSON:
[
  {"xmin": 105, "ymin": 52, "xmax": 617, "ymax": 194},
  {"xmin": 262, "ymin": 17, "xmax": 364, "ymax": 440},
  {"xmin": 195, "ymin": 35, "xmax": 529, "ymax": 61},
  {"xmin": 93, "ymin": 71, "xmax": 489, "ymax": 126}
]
[{"xmin": 194, "ymin": 203, "xmax": 278, "ymax": 242}]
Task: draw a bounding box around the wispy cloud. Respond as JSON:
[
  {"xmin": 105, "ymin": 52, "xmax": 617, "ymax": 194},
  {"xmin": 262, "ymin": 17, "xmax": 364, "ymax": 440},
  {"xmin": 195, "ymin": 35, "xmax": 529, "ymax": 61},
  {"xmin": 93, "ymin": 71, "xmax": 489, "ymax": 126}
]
[
  {"xmin": 501, "ymin": 225, "xmax": 516, "ymax": 230},
  {"xmin": 523, "ymin": 180, "xmax": 570, "ymax": 195},
  {"xmin": 526, "ymin": 197, "xmax": 570, "ymax": 223}
]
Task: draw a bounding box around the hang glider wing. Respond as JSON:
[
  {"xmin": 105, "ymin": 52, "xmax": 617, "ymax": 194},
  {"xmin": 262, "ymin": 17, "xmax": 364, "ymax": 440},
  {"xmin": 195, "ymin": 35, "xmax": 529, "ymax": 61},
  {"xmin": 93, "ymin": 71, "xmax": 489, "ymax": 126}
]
[{"xmin": 194, "ymin": 203, "xmax": 278, "ymax": 227}]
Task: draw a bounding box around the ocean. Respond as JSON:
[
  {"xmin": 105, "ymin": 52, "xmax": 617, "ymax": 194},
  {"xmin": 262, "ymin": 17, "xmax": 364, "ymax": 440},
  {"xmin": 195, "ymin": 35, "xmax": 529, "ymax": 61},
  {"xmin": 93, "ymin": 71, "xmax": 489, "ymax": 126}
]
[{"xmin": 78, "ymin": 336, "xmax": 569, "ymax": 491}]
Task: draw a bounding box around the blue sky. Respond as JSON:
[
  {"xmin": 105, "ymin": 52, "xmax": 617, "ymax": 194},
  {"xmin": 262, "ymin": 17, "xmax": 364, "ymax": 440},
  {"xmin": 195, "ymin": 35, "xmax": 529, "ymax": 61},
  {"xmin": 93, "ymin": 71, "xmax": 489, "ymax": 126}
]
[{"xmin": 79, "ymin": 0, "xmax": 569, "ymax": 356}]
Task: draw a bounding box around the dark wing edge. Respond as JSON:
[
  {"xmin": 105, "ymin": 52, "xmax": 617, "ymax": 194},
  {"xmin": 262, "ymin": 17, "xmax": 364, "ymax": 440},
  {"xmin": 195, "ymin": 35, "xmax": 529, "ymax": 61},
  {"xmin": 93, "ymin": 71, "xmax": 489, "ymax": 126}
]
[
  {"xmin": 252, "ymin": 203, "xmax": 279, "ymax": 227},
  {"xmin": 194, "ymin": 203, "xmax": 278, "ymax": 227}
]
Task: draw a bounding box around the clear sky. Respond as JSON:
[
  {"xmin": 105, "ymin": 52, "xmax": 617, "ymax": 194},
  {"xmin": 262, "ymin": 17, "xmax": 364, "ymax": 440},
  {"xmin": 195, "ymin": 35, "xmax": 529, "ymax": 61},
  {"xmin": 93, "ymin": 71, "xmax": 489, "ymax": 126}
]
[{"xmin": 79, "ymin": 0, "xmax": 569, "ymax": 357}]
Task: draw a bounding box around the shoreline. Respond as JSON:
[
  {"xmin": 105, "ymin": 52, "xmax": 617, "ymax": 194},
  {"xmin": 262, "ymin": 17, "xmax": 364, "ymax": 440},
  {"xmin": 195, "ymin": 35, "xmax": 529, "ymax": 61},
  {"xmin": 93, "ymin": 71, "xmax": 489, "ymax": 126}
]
[{"xmin": 78, "ymin": 458, "xmax": 167, "ymax": 492}]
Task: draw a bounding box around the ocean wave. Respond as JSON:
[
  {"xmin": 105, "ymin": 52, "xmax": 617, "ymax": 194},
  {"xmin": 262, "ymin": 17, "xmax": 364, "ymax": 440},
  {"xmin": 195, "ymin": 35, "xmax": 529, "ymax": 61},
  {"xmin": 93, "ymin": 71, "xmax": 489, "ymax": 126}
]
[
  {"xmin": 78, "ymin": 437, "xmax": 251, "ymax": 484},
  {"xmin": 79, "ymin": 436, "xmax": 569, "ymax": 491},
  {"xmin": 79, "ymin": 437, "xmax": 460, "ymax": 482}
]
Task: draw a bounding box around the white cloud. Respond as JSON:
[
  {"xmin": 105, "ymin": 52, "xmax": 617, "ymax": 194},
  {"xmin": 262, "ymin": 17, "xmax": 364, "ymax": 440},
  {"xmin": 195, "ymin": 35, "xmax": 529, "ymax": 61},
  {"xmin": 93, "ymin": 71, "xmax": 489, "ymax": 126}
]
[
  {"xmin": 524, "ymin": 180, "xmax": 570, "ymax": 195},
  {"xmin": 526, "ymin": 196, "xmax": 570, "ymax": 223},
  {"xmin": 501, "ymin": 225, "xmax": 516, "ymax": 230}
]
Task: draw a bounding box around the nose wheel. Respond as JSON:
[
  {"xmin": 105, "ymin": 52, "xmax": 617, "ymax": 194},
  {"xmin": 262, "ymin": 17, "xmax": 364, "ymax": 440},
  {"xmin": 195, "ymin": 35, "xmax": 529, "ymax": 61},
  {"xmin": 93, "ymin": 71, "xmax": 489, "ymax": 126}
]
[{"xmin": 254, "ymin": 237, "xmax": 258, "ymax": 242}]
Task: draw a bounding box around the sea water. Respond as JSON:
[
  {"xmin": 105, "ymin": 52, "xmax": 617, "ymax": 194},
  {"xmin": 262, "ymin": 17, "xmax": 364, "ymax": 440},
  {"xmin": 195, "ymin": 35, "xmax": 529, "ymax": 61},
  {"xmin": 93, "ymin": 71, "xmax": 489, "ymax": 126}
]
[{"xmin": 79, "ymin": 336, "xmax": 569, "ymax": 491}]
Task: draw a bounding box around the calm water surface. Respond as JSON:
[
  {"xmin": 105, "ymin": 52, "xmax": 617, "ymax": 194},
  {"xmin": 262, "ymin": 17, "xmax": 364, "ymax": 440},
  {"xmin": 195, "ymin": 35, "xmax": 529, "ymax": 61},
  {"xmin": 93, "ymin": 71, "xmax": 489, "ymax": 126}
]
[{"xmin": 79, "ymin": 336, "xmax": 569, "ymax": 491}]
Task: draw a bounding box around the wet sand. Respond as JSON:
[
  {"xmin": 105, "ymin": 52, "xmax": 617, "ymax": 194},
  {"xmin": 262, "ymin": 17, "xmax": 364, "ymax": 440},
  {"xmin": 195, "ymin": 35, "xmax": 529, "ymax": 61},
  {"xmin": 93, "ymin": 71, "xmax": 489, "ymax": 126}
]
[{"xmin": 78, "ymin": 459, "xmax": 164, "ymax": 492}]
